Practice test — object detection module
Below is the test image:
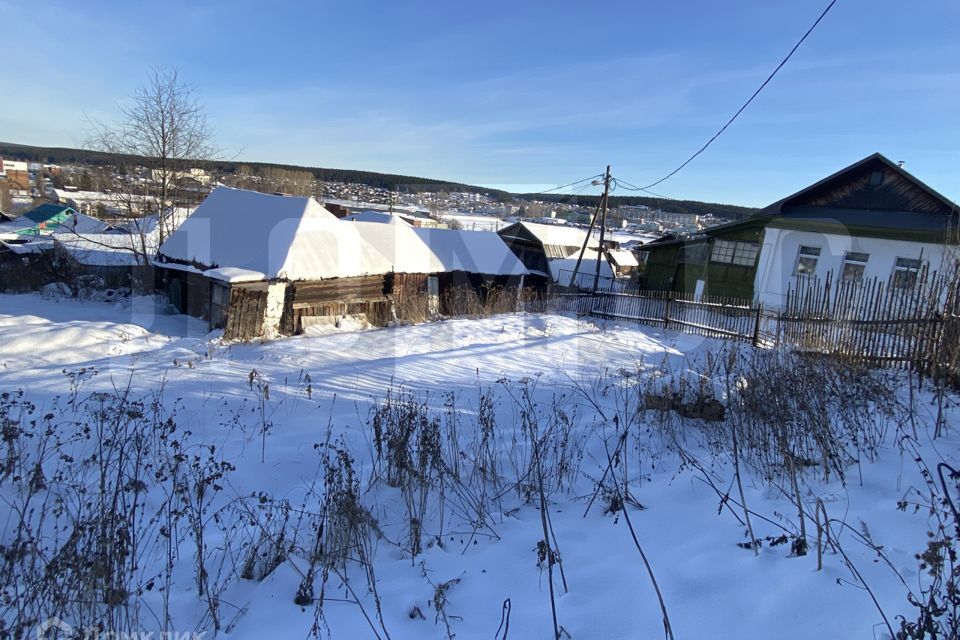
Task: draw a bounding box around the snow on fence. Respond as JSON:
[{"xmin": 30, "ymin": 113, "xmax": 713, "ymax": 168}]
[
  {"xmin": 538, "ymin": 263, "xmax": 960, "ymax": 383},
  {"xmin": 545, "ymin": 290, "xmax": 763, "ymax": 344}
]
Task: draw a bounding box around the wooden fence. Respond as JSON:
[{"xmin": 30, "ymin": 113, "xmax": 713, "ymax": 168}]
[
  {"xmin": 544, "ymin": 290, "xmax": 764, "ymax": 344},
  {"xmin": 779, "ymin": 267, "xmax": 959, "ymax": 377},
  {"xmin": 539, "ymin": 264, "xmax": 960, "ymax": 382}
]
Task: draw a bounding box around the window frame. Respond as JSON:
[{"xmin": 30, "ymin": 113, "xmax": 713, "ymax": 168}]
[
  {"xmin": 891, "ymin": 257, "xmax": 922, "ymax": 290},
  {"xmin": 710, "ymin": 239, "xmax": 759, "ymax": 267},
  {"xmin": 840, "ymin": 251, "xmax": 869, "ymax": 283},
  {"xmin": 794, "ymin": 245, "xmax": 822, "ymax": 277},
  {"xmin": 678, "ymin": 242, "xmax": 708, "ymax": 266}
]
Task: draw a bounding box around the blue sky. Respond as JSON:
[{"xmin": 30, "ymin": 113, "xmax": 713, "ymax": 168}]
[{"xmin": 1, "ymin": 0, "xmax": 958, "ymax": 207}]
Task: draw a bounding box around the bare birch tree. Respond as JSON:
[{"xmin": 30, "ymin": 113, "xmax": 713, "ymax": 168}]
[{"xmin": 86, "ymin": 67, "xmax": 216, "ymax": 244}]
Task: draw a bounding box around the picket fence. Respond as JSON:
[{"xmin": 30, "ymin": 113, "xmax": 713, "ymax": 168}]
[{"xmin": 538, "ymin": 266, "xmax": 960, "ymax": 381}]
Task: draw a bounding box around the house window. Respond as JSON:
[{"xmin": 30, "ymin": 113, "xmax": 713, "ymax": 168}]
[
  {"xmin": 678, "ymin": 243, "xmax": 708, "ymax": 265},
  {"xmin": 841, "ymin": 251, "xmax": 869, "ymax": 282},
  {"xmin": 794, "ymin": 246, "xmax": 821, "ymax": 276},
  {"xmin": 891, "ymin": 257, "xmax": 922, "ymax": 289},
  {"xmin": 711, "ymin": 239, "xmax": 759, "ymax": 267}
]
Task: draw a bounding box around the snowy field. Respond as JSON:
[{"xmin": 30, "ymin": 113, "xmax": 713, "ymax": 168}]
[{"xmin": 1, "ymin": 293, "xmax": 958, "ymax": 639}]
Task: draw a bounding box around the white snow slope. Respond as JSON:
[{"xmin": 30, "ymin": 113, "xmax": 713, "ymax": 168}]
[{"xmin": 0, "ymin": 292, "xmax": 957, "ymax": 640}]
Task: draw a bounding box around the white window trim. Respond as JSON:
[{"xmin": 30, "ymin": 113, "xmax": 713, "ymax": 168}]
[{"xmin": 794, "ymin": 245, "xmax": 822, "ymax": 277}]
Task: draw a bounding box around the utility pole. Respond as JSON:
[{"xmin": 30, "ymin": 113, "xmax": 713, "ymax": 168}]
[
  {"xmin": 569, "ymin": 165, "xmax": 612, "ymax": 292},
  {"xmin": 592, "ymin": 165, "xmax": 612, "ymax": 295}
]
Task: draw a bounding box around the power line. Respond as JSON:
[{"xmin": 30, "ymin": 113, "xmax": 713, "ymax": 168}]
[
  {"xmin": 538, "ymin": 174, "xmax": 604, "ymax": 194},
  {"xmin": 546, "ymin": 180, "xmax": 596, "ymax": 205},
  {"xmin": 612, "ymin": 178, "xmax": 673, "ymax": 200},
  {"xmin": 634, "ymin": 0, "xmax": 838, "ymax": 191}
]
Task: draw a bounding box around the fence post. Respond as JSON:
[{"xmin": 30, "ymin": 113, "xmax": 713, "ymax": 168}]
[
  {"xmin": 752, "ymin": 305, "xmax": 762, "ymax": 347},
  {"xmin": 664, "ymin": 294, "xmax": 672, "ymax": 330}
]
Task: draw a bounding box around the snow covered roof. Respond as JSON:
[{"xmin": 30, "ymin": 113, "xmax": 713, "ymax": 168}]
[
  {"xmin": 607, "ymin": 249, "xmax": 639, "ymax": 268},
  {"xmin": 205, "ymin": 267, "xmax": 268, "ymax": 283},
  {"xmin": 342, "ymin": 211, "xmax": 411, "ymax": 225},
  {"xmin": 283, "ymin": 218, "xmax": 394, "ymax": 279},
  {"xmin": 158, "ymin": 187, "xmax": 393, "ymax": 281},
  {"xmin": 414, "ymin": 228, "xmax": 528, "ymax": 276},
  {"xmin": 506, "ymin": 221, "xmax": 595, "ymax": 250},
  {"xmin": 0, "ymin": 237, "xmax": 53, "ymax": 254},
  {"xmin": 55, "ymin": 232, "xmax": 152, "ymax": 267},
  {"xmin": 351, "ymin": 221, "xmax": 439, "ymax": 274}
]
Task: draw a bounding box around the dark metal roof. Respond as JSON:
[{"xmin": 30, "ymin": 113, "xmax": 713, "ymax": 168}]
[{"xmin": 760, "ymin": 153, "xmax": 958, "ymax": 219}]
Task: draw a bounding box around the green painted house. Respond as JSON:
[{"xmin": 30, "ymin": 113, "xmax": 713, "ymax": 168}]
[{"xmin": 639, "ymin": 216, "xmax": 768, "ymax": 300}]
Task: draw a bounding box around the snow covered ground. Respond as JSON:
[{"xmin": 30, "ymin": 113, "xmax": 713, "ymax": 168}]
[{"xmin": 1, "ymin": 293, "xmax": 957, "ymax": 639}]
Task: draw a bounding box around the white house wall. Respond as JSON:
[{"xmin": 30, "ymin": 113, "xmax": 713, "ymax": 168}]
[{"xmin": 755, "ymin": 227, "xmax": 954, "ymax": 308}]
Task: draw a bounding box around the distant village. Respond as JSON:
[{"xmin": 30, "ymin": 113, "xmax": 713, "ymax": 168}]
[{"xmin": 0, "ymin": 156, "xmax": 719, "ymax": 234}]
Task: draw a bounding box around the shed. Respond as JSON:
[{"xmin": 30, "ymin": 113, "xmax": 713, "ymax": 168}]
[{"xmin": 606, "ymin": 248, "xmax": 640, "ymax": 278}]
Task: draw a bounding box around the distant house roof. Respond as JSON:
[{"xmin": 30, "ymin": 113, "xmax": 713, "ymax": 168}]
[
  {"xmin": 607, "ymin": 249, "xmax": 639, "ymax": 268},
  {"xmin": 158, "ymin": 187, "xmax": 393, "ymax": 281},
  {"xmin": 0, "ymin": 203, "xmax": 106, "ymax": 237},
  {"xmin": 0, "ymin": 204, "xmax": 110, "ymax": 260},
  {"xmin": 499, "ymin": 221, "xmax": 596, "ymax": 251},
  {"xmin": 343, "ymin": 210, "xmax": 412, "ymax": 225},
  {"xmin": 322, "ymin": 198, "xmax": 434, "ymax": 218},
  {"xmin": 414, "ymin": 228, "xmax": 529, "ymax": 276}
]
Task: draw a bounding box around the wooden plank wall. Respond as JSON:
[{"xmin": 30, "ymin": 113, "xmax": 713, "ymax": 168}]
[
  {"xmin": 223, "ymin": 282, "xmax": 270, "ymax": 341},
  {"xmin": 391, "ymin": 272, "xmax": 430, "ymax": 324},
  {"xmin": 160, "ymin": 268, "xmax": 211, "ymax": 319},
  {"xmin": 280, "ymin": 274, "xmax": 393, "ymax": 335}
]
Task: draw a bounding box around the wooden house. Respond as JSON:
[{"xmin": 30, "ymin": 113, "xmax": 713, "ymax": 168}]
[
  {"xmin": 156, "ymin": 187, "xmax": 399, "ymax": 339},
  {"xmin": 752, "ymin": 153, "xmax": 958, "ymax": 308},
  {"xmin": 157, "ymin": 187, "xmax": 529, "ymax": 340},
  {"xmin": 54, "ymin": 232, "xmax": 155, "ymax": 290},
  {"xmin": 605, "ymin": 248, "xmax": 640, "ymax": 279},
  {"xmin": 638, "ymin": 153, "xmax": 959, "ymax": 305},
  {"xmin": 639, "ymin": 217, "xmax": 766, "ymax": 300},
  {"xmin": 348, "ymin": 218, "xmax": 528, "ymax": 317}
]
